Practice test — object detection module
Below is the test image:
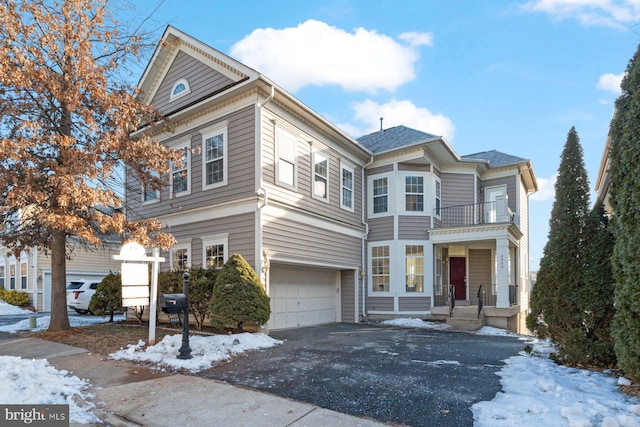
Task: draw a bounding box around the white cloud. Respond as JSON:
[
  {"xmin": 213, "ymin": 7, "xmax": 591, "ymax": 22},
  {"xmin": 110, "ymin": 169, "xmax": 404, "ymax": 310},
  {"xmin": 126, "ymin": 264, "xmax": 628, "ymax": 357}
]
[
  {"xmin": 230, "ymin": 20, "xmax": 432, "ymax": 93},
  {"xmin": 520, "ymin": 0, "xmax": 640, "ymax": 28},
  {"xmin": 597, "ymin": 72, "xmax": 624, "ymax": 93},
  {"xmin": 531, "ymin": 173, "xmax": 557, "ymax": 201},
  {"xmin": 346, "ymin": 99, "xmax": 456, "ymax": 140}
]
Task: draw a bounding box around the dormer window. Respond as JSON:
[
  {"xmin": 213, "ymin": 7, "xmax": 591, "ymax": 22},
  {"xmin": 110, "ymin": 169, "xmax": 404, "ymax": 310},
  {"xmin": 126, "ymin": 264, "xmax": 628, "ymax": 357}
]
[{"xmin": 170, "ymin": 78, "xmax": 190, "ymax": 101}]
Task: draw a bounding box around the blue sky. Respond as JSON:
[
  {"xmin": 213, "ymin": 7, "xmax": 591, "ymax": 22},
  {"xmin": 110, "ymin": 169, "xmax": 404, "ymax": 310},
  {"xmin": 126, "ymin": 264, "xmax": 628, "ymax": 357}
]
[{"xmin": 132, "ymin": 0, "xmax": 640, "ymax": 270}]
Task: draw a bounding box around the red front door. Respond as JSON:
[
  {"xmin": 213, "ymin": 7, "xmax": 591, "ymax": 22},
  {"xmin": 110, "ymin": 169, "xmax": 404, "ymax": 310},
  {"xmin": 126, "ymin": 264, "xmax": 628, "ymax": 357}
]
[{"xmin": 450, "ymin": 257, "xmax": 466, "ymax": 300}]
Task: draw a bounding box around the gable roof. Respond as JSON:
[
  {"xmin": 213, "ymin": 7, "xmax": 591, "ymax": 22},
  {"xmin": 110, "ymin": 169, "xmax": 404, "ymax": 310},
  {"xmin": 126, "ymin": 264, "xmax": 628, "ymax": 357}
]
[
  {"xmin": 461, "ymin": 150, "xmax": 528, "ymax": 168},
  {"xmin": 357, "ymin": 125, "xmax": 441, "ymax": 153}
]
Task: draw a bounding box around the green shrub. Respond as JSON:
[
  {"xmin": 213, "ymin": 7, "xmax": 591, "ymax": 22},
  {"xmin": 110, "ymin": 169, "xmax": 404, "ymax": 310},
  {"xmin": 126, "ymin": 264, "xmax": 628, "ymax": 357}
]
[
  {"xmin": 188, "ymin": 266, "xmax": 217, "ymax": 330},
  {"xmin": 209, "ymin": 254, "xmax": 270, "ymax": 332},
  {"xmin": 1, "ymin": 290, "xmax": 30, "ymax": 307},
  {"xmin": 89, "ymin": 273, "xmax": 123, "ymax": 322}
]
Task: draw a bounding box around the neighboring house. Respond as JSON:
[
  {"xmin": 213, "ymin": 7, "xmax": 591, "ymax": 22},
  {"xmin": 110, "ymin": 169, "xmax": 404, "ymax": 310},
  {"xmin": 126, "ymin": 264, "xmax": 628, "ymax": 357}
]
[
  {"xmin": 0, "ymin": 243, "xmax": 120, "ymax": 312},
  {"xmin": 128, "ymin": 26, "xmax": 537, "ymax": 333},
  {"xmin": 595, "ymin": 109, "xmax": 614, "ymax": 215}
]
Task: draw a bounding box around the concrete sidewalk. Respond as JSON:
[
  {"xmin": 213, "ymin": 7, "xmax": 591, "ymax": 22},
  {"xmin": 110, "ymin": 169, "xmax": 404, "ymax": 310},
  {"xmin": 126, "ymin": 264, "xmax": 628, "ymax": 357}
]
[{"xmin": 0, "ymin": 336, "xmax": 389, "ymax": 427}]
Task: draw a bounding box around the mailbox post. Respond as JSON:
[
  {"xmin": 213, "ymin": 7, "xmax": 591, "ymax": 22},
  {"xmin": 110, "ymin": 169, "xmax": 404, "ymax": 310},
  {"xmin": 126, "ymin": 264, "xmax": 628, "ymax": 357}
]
[{"xmin": 178, "ymin": 272, "xmax": 192, "ymax": 359}]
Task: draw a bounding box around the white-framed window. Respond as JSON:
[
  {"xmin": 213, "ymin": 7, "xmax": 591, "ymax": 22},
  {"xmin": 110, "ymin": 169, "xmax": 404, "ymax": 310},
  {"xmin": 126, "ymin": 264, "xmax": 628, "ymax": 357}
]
[
  {"xmin": 405, "ymin": 175, "xmax": 424, "ymax": 212},
  {"xmin": 435, "ymin": 179, "xmax": 441, "ymax": 218},
  {"xmin": 372, "ymin": 177, "xmax": 388, "ymax": 214},
  {"xmin": 171, "ymin": 244, "xmax": 190, "ymax": 271},
  {"xmin": 371, "ymin": 245, "xmax": 390, "ymax": 293},
  {"xmin": 202, "ymin": 124, "xmax": 228, "ymax": 190},
  {"xmin": 202, "ymin": 235, "xmax": 228, "ymax": 269},
  {"xmin": 275, "ymin": 128, "xmax": 297, "ymax": 190},
  {"xmin": 142, "ymin": 171, "xmax": 160, "ymax": 204},
  {"xmin": 340, "ymin": 162, "xmax": 354, "ymax": 211},
  {"xmin": 435, "ymin": 246, "xmax": 443, "ymax": 296},
  {"xmin": 9, "ymin": 263, "xmax": 15, "ymax": 290},
  {"xmin": 313, "ymin": 151, "xmax": 329, "ymax": 201},
  {"xmin": 170, "ymin": 78, "xmax": 191, "ymax": 101},
  {"xmin": 405, "ymin": 245, "xmax": 424, "ymax": 293},
  {"xmin": 170, "ymin": 143, "xmax": 191, "ymax": 197},
  {"xmin": 0, "ymin": 264, "xmax": 5, "ymax": 289},
  {"xmin": 20, "ymin": 261, "xmax": 27, "ymax": 290}
]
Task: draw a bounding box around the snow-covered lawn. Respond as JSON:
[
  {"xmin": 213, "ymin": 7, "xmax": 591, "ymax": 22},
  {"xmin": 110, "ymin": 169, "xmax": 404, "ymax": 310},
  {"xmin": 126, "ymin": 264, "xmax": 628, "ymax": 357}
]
[{"xmin": 2, "ymin": 303, "xmax": 639, "ymax": 426}]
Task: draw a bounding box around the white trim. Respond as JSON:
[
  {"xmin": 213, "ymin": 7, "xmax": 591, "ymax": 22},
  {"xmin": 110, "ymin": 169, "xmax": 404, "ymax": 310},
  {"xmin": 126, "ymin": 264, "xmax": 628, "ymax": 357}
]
[
  {"xmin": 340, "ymin": 161, "xmax": 355, "ymax": 212},
  {"xmin": 169, "ymin": 78, "xmax": 191, "ymax": 101},
  {"xmin": 369, "ymin": 242, "xmax": 392, "ymax": 295},
  {"xmin": 161, "ymin": 197, "xmax": 257, "ymax": 227},
  {"xmin": 201, "ymin": 122, "xmax": 228, "ymax": 191},
  {"xmin": 263, "ymin": 204, "xmax": 363, "ymax": 239},
  {"xmin": 170, "ymin": 141, "xmax": 191, "ymax": 197}
]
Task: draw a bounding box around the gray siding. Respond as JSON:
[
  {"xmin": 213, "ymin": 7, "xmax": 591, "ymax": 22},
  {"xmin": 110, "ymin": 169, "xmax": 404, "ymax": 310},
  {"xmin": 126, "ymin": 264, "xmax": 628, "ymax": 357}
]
[
  {"xmin": 127, "ymin": 106, "xmax": 256, "ymax": 219},
  {"xmin": 368, "ymin": 216, "xmax": 394, "ymax": 241},
  {"xmin": 341, "ymin": 270, "xmax": 357, "ymax": 323},
  {"xmin": 366, "ymin": 296, "xmax": 394, "ymax": 311},
  {"xmin": 398, "ymin": 163, "xmax": 430, "ymax": 172},
  {"xmin": 261, "ymin": 109, "xmax": 364, "ymax": 229},
  {"xmin": 398, "ymin": 296, "xmax": 431, "ymax": 311},
  {"xmin": 483, "ymin": 175, "xmax": 517, "ymax": 211},
  {"xmin": 398, "ymin": 216, "xmax": 429, "ymax": 240},
  {"xmin": 367, "ymin": 164, "xmax": 394, "ymax": 175},
  {"xmin": 469, "ymin": 249, "xmax": 491, "ymax": 305},
  {"xmin": 151, "ymin": 51, "xmax": 235, "ymax": 115},
  {"xmin": 263, "ymin": 217, "xmax": 361, "ymax": 267},
  {"xmin": 160, "ymin": 212, "xmax": 256, "ymax": 271},
  {"xmin": 441, "ymin": 173, "xmax": 474, "ymax": 207}
]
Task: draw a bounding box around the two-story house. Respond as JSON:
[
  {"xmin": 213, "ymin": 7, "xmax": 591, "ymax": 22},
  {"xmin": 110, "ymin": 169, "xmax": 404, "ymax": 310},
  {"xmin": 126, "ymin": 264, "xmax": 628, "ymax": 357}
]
[{"xmin": 129, "ymin": 26, "xmax": 537, "ymax": 333}]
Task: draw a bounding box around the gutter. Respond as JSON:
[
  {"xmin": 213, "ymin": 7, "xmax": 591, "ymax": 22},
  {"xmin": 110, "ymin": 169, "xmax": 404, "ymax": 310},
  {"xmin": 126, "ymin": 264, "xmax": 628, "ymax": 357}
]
[{"xmin": 361, "ymin": 156, "xmax": 375, "ymax": 319}]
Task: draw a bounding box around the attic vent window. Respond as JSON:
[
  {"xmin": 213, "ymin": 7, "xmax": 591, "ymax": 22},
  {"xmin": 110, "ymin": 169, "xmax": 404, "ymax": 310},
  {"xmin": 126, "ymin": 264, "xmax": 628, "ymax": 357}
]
[{"xmin": 170, "ymin": 78, "xmax": 190, "ymax": 101}]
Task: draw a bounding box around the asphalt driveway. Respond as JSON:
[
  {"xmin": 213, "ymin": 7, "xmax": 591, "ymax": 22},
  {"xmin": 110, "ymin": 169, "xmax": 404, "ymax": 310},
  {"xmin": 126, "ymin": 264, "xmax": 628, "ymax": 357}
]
[{"xmin": 199, "ymin": 323, "xmax": 525, "ymax": 427}]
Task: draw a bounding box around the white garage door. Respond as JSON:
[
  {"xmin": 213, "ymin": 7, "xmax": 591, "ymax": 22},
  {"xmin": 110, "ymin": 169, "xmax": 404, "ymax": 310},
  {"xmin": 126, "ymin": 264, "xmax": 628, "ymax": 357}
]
[{"xmin": 269, "ymin": 265, "xmax": 339, "ymax": 330}]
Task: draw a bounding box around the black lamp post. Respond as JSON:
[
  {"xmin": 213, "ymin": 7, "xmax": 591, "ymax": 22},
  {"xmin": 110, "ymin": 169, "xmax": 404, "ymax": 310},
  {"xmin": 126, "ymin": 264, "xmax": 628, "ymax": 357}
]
[{"xmin": 177, "ymin": 272, "xmax": 192, "ymax": 360}]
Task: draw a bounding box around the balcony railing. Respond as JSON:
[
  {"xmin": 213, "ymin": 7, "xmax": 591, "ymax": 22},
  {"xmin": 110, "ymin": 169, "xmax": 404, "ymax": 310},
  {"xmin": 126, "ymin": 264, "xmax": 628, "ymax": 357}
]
[
  {"xmin": 433, "ymin": 283, "xmax": 518, "ymax": 307},
  {"xmin": 433, "ymin": 199, "xmax": 515, "ymax": 229}
]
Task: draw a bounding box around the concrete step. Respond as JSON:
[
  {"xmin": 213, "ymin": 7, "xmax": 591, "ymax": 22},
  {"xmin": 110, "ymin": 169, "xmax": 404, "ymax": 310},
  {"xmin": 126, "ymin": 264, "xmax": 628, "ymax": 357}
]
[
  {"xmin": 450, "ymin": 305, "xmax": 480, "ymax": 318},
  {"xmin": 446, "ymin": 316, "xmax": 483, "ymax": 331}
]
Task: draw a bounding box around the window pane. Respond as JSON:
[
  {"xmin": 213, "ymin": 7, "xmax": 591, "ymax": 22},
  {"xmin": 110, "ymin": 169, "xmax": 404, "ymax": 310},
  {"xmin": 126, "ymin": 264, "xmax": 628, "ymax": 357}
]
[
  {"xmin": 405, "ymin": 245, "xmax": 424, "ymax": 293},
  {"xmin": 205, "ymin": 244, "xmax": 224, "ymax": 269},
  {"xmin": 206, "ymin": 135, "xmax": 224, "ymax": 161},
  {"xmin": 206, "ymin": 158, "xmax": 224, "ymax": 185},
  {"xmin": 278, "ymin": 161, "xmax": 295, "ymax": 186},
  {"xmin": 372, "ymin": 245, "xmax": 390, "ymax": 292}
]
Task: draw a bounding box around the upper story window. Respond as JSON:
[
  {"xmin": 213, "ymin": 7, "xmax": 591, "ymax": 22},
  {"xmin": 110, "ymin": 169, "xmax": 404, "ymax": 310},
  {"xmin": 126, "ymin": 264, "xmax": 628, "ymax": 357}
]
[
  {"xmin": 373, "ymin": 177, "xmax": 388, "ymax": 214},
  {"xmin": 0, "ymin": 264, "xmax": 5, "ymax": 289},
  {"xmin": 405, "ymin": 176, "xmax": 424, "ymax": 212},
  {"xmin": 275, "ymin": 128, "xmax": 297, "ymax": 190},
  {"xmin": 313, "ymin": 152, "xmax": 329, "ymax": 201},
  {"xmin": 142, "ymin": 171, "xmax": 160, "ymax": 204},
  {"xmin": 170, "ymin": 78, "xmax": 191, "ymax": 101},
  {"xmin": 202, "ymin": 124, "xmax": 228, "ymax": 190},
  {"xmin": 340, "ymin": 162, "xmax": 354, "ymax": 211},
  {"xmin": 435, "ymin": 180, "xmax": 441, "ymax": 218},
  {"xmin": 171, "ymin": 143, "xmax": 190, "ymax": 197},
  {"xmin": 9, "ymin": 263, "xmax": 15, "ymax": 290},
  {"xmin": 171, "ymin": 244, "xmax": 190, "ymax": 271}
]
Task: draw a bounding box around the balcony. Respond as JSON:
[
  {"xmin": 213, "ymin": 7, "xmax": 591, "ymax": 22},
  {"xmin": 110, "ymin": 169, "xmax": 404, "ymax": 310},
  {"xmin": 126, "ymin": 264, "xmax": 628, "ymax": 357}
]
[{"xmin": 433, "ymin": 197, "xmax": 515, "ymax": 229}]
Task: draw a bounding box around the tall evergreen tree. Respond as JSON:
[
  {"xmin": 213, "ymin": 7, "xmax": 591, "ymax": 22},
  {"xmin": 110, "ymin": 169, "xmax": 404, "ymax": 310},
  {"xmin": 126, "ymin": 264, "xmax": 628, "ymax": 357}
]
[
  {"xmin": 609, "ymin": 43, "xmax": 640, "ymax": 382},
  {"xmin": 527, "ymin": 127, "xmax": 591, "ymax": 358}
]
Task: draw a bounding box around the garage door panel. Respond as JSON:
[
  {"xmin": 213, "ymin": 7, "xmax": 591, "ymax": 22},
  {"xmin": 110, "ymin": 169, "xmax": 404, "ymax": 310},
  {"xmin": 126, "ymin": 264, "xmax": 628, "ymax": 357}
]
[{"xmin": 270, "ymin": 265, "xmax": 338, "ymax": 330}]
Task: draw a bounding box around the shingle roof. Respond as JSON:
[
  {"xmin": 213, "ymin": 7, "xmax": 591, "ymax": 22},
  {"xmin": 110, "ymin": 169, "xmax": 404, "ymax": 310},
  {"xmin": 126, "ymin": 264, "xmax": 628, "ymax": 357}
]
[
  {"xmin": 461, "ymin": 150, "xmax": 528, "ymax": 167},
  {"xmin": 356, "ymin": 125, "xmax": 440, "ymax": 153}
]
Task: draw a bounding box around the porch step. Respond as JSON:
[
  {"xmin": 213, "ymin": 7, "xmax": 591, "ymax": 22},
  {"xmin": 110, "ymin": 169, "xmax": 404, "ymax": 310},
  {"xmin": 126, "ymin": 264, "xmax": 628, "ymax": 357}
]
[{"xmin": 446, "ymin": 306, "xmax": 484, "ymax": 331}]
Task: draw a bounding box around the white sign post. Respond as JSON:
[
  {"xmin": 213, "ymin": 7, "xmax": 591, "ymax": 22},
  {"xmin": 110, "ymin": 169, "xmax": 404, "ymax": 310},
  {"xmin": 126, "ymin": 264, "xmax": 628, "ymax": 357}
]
[{"xmin": 114, "ymin": 242, "xmax": 165, "ymax": 345}]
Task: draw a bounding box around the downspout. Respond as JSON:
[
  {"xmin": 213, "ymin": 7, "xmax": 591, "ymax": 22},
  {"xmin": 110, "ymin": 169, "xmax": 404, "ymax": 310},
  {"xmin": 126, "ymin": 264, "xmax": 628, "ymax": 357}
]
[
  {"xmin": 256, "ymin": 84, "xmax": 274, "ymax": 289},
  {"xmin": 361, "ymin": 156, "xmax": 374, "ymax": 318},
  {"xmin": 32, "ymin": 245, "xmax": 38, "ymax": 312}
]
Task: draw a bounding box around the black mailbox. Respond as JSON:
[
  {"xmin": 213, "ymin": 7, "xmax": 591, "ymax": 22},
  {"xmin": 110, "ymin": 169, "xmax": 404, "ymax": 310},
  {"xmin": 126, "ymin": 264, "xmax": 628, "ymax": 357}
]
[{"xmin": 160, "ymin": 293, "xmax": 187, "ymax": 314}]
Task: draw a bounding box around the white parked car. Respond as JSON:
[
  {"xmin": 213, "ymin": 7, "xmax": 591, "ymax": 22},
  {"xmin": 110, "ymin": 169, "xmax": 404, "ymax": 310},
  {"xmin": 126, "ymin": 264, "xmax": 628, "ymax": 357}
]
[{"xmin": 66, "ymin": 279, "xmax": 101, "ymax": 314}]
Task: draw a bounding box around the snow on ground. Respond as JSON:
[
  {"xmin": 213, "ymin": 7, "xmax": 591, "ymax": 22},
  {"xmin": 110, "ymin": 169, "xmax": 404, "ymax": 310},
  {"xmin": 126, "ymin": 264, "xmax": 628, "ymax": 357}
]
[
  {"xmin": 1, "ymin": 305, "xmax": 639, "ymax": 426},
  {"xmin": 110, "ymin": 332, "xmax": 283, "ymax": 373},
  {"xmin": 0, "ymin": 312, "xmax": 126, "ymax": 333},
  {"xmin": 382, "ymin": 317, "xmax": 451, "ymax": 330},
  {"xmin": 0, "ymin": 299, "xmax": 33, "ymax": 315}
]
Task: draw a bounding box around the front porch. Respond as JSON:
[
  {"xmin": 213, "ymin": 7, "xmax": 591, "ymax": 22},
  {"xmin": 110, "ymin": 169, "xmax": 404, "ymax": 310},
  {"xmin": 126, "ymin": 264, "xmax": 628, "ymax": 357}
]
[{"xmin": 429, "ymin": 198, "xmax": 527, "ymax": 333}]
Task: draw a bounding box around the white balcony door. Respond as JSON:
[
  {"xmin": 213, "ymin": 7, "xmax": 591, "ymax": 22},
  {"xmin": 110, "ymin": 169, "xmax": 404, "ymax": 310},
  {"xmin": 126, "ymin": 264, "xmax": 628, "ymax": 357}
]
[{"xmin": 485, "ymin": 186, "xmax": 506, "ymax": 223}]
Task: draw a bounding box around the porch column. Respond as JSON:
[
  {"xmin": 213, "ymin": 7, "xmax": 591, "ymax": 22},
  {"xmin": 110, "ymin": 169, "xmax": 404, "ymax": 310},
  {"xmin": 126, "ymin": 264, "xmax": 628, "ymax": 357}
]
[{"xmin": 496, "ymin": 238, "xmax": 510, "ymax": 308}]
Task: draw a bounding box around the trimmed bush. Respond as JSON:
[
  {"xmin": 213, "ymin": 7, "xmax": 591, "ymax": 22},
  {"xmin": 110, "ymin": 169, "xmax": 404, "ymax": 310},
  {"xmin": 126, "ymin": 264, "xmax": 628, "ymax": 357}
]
[
  {"xmin": 188, "ymin": 266, "xmax": 217, "ymax": 330},
  {"xmin": 1, "ymin": 290, "xmax": 30, "ymax": 307},
  {"xmin": 89, "ymin": 273, "xmax": 123, "ymax": 322},
  {"xmin": 209, "ymin": 254, "xmax": 270, "ymax": 332}
]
